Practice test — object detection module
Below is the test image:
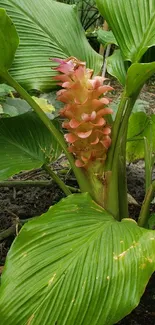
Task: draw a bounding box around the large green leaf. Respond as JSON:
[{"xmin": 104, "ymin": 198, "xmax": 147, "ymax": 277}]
[
  {"xmin": 0, "ymin": 83, "xmax": 14, "ymax": 97},
  {"xmin": 106, "ymin": 50, "xmax": 127, "ymax": 85},
  {"xmin": 0, "ymin": 112, "xmax": 61, "ymax": 179},
  {"xmin": 127, "ymin": 112, "xmax": 155, "ymax": 162},
  {"xmin": 96, "ymin": 29, "xmax": 118, "ymax": 47},
  {"xmin": 0, "ymin": 0, "xmax": 102, "ymax": 91},
  {"xmin": 96, "ymin": 0, "xmax": 155, "ymax": 62},
  {"xmin": 0, "ymin": 193, "xmax": 155, "ymax": 325},
  {"xmin": 126, "ymin": 62, "xmax": 155, "ymax": 96},
  {"xmin": 0, "ymin": 9, "xmax": 19, "ymax": 73},
  {"xmin": 1, "ymin": 98, "xmax": 31, "ymax": 117}
]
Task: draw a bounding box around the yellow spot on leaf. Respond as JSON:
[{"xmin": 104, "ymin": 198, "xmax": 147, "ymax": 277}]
[
  {"xmin": 113, "ymin": 256, "xmax": 118, "ymax": 260},
  {"xmin": 113, "ymin": 244, "xmax": 137, "ymax": 260},
  {"xmin": 107, "ymin": 276, "xmax": 110, "ymax": 280},
  {"xmin": 146, "ymin": 257, "xmax": 153, "ymax": 263},
  {"xmin": 27, "ymin": 314, "xmax": 35, "ymax": 325},
  {"xmin": 48, "ymin": 273, "xmax": 56, "ymax": 286}
]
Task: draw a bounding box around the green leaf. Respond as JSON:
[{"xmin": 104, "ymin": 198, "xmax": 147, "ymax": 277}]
[
  {"xmin": 0, "ymin": 193, "xmax": 155, "ymax": 325},
  {"xmin": 126, "ymin": 62, "xmax": 155, "ymax": 96},
  {"xmin": 96, "ymin": 29, "xmax": 118, "ymax": 47},
  {"xmin": 0, "ymin": 112, "xmax": 62, "ymax": 179},
  {"xmin": 0, "ymin": 0, "xmax": 102, "ymax": 91},
  {"xmin": 148, "ymin": 214, "xmax": 155, "ymax": 230},
  {"xmin": 0, "ymin": 83, "xmax": 14, "ymax": 97},
  {"xmin": 0, "ymin": 9, "xmax": 19, "ymax": 73},
  {"xmin": 111, "ymin": 98, "xmax": 148, "ymax": 121},
  {"xmin": 106, "ymin": 50, "xmax": 127, "ymax": 85},
  {"xmin": 127, "ymin": 112, "xmax": 155, "ymax": 162},
  {"xmin": 40, "ymin": 91, "xmax": 64, "ymax": 111},
  {"xmin": 132, "ymin": 99, "xmax": 149, "ymax": 114},
  {"xmin": 2, "ymin": 98, "xmax": 31, "ymax": 117},
  {"xmin": 96, "ymin": 0, "xmax": 155, "ymax": 62},
  {"xmin": 1, "ymin": 97, "xmax": 57, "ymax": 119}
]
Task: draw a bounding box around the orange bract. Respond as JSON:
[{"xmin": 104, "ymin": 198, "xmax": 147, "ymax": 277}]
[{"xmin": 53, "ymin": 57, "xmax": 113, "ymax": 168}]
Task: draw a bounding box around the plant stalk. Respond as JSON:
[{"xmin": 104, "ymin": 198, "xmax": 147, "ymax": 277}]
[
  {"xmin": 144, "ymin": 137, "xmax": 153, "ymax": 193},
  {"xmin": 0, "ymin": 180, "xmax": 80, "ymax": 193},
  {"xmin": 104, "ymin": 93, "xmax": 137, "ymax": 219},
  {"xmin": 0, "ymin": 225, "xmax": 17, "ymax": 242},
  {"xmin": 43, "ymin": 164, "xmax": 71, "ymax": 196},
  {"xmin": 105, "ymin": 90, "xmax": 128, "ymax": 170},
  {"xmin": 138, "ymin": 180, "xmax": 155, "ymax": 228}
]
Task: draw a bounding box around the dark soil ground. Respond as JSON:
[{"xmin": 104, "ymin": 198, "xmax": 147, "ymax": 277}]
[{"xmin": 0, "ymin": 80, "xmax": 155, "ymax": 324}]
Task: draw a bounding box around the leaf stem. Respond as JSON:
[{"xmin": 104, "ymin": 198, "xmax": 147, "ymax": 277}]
[
  {"xmin": 0, "ymin": 225, "xmax": 17, "ymax": 242},
  {"xmin": 1, "ymin": 71, "xmax": 91, "ymax": 194},
  {"xmin": 43, "ymin": 164, "xmax": 71, "ymax": 196},
  {"xmin": 105, "ymin": 95, "xmax": 136, "ymax": 219},
  {"xmin": 0, "ymin": 180, "xmax": 80, "ymax": 193},
  {"xmin": 144, "ymin": 137, "xmax": 153, "ymax": 193},
  {"xmin": 105, "ymin": 90, "xmax": 128, "ymax": 170},
  {"xmin": 138, "ymin": 180, "xmax": 155, "ymax": 228}
]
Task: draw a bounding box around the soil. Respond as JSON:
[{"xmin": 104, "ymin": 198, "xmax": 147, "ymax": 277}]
[{"xmin": 0, "ymin": 80, "xmax": 155, "ymax": 324}]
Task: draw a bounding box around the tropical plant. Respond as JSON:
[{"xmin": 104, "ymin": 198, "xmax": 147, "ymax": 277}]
[{"xmin": 0, "ymin": 1, "xmax": 155, "ymax": 325}]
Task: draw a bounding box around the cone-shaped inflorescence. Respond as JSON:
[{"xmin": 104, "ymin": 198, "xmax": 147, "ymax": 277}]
[{"xmin": 54, "ymin": 57, "xmax": 113, "ymax": 168}]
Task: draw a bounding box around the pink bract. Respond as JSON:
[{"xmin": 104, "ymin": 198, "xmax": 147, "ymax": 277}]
[{"xmin": 53, "ymin": 57, "xmax": 113, "ymax": 168}]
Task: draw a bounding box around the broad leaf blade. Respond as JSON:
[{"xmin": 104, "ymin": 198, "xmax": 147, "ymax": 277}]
[
  {"xmin": 0, "ymin": 193, "xmax": 155, "ymax": 325},
  {"xmin": 0, "ymin": 9, "xmax": 19, "ymax": 73},
  {"xmin": 96, "ymin": 0, "xmax": 155, "ymax": 62},
  {"xmin": 0, "ymin": 83, "xmax": 14, "ymax": 96},
  {"xmin": 0, "ymin": 0, "xmax": 102, "ymax": 91},
  {"xmin": 106, "ymin": 50, "xmax": 127, "ymax": 85},
  {"xmin": 0, "ymin": 112, "xmax": 62, "ymax": 179},
  {"xmin": 127, "ymin": 112, "xmax": 155, "ymax": 162},
  {"xmin": 126, "ymin": 62, "xmax": 155, "ymax": 96},
  {"xmin": 96, "ymin": 29, "xmax": 118, "ymax": 47},
  {"xmin": 2, "ymin": 98, "xmax": 31, "ymax": 117}
]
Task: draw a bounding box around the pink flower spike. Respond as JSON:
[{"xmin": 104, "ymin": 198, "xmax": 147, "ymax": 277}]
[
  {"xmin": 81, "ymin": 111, "xmax": 96, "ymax": 122},
  {"xmin": 52, "ymin": 56, "xmax": 114, "ymax": 168},
  {"xmin": 92, "ymin": 98, "xmax": 110, "ymax": 109},
  {"xmin": 97, "ymin": 108, "xmax": 113, "ymax": 117},
  {"xmin": 62, "ymin": 121, "xmax": 70, "ymax": 129},
  {"xmin": 62, "ymin": 81, "xmax": 72, "ymax": 88},
  {"xmin": 64, "ymin": 133, "xmax": 77, "ymax": 143},
  {"xmin": 101, "ymin": 136, "xmax": 112, "ymax": 149},
  {"xmin": 103, "ymin": 127, "xmax": 111, "ymax": 135},
  {"xmin": 91, "ymin": 137, "xmax": 99, "ymax": 145},
  {"xmin": 90, "ymin": 76, "xmax": 105, "ymax": 89},
  {"xmin": 96, "ymin": 85, "xmax": 113, "ymax": 97},
  {"xmin": 69, "ymin": 119, "xmax": 81, "ymax": 129},
  {"xmin": 75, "ymin": 159, "xmax": 84, "ymax": 167},
  {"xmin": 99, "ymin": 97, "xmax": 110, "ymax": 105},
  {"xmin": 52, "ymin": 58, "xmax": 66, "ymax": 64},
  {"xmin": 91, "ymin": 118, "xmax": 105, "ymax": 127},
  {"xmin": 77, "ymin": 130, "xmax": 92, "ymax": 139}
]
